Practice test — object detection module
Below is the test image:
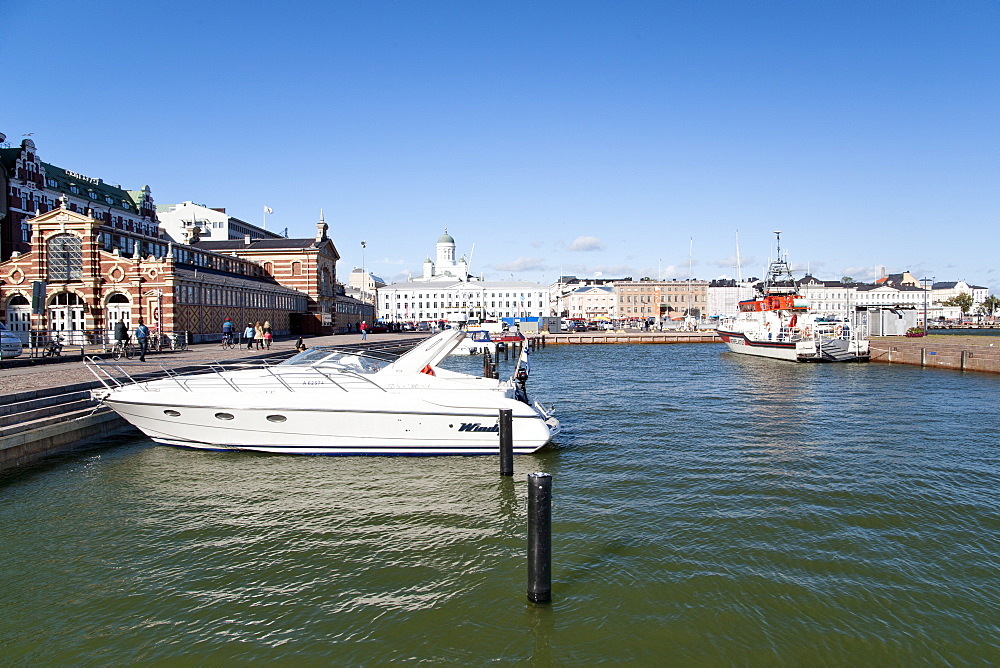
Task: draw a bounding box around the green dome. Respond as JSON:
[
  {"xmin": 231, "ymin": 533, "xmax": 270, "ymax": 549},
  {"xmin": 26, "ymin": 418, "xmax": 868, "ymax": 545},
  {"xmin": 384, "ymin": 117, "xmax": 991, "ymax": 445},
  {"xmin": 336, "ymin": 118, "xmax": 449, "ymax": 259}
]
[{"xmin": 437, "ymin": 228, "xmax": 455, "ymax": 244}]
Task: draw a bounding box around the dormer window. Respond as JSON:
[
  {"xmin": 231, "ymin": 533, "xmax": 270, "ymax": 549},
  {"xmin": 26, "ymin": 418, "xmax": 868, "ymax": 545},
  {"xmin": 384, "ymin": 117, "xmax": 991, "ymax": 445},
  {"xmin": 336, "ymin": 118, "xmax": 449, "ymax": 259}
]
[
  {"xmin": 69, "ymin": 185, "xmax": 80, "ymax": 194},
  {"xmin": 47, "ymin": 178, "xmax": 58, "ymax": 187},
  {"xmin": 105, "ymin": 196, "xmax": 114, "ymax": 204},
  {"xmin": 89, "ymin": 191, "xmax": 98, "ymax": 200}
]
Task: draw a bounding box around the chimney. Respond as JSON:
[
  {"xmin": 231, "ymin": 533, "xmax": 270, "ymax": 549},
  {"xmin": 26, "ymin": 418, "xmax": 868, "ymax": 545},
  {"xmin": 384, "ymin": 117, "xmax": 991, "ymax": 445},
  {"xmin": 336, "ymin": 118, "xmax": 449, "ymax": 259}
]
[{"xmin": 316, "ymin": 209, "xmax": 328, "ymax": 243}]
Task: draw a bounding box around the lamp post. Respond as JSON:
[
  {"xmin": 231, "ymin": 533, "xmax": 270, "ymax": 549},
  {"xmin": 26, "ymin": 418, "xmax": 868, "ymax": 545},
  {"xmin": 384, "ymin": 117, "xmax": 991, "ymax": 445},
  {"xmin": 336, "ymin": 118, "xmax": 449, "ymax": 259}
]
[{"xmin": 921, "ymin": 277, "xmax": 934, "ymax": 335}]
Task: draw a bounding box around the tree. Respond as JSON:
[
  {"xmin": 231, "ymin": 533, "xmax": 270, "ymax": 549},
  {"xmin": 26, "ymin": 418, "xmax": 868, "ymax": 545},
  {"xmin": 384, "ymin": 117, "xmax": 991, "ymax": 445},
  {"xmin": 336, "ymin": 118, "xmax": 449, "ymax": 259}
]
[
  {"xmin": 942, "ymin": 293, "xmax": 974, "ymax": 317},
  {"xmin": 976, "ymin": 294, "xmax": 1000, "ymax": 319},
  {"xmin": 841, "ymin": 276, "xmax": 854, "ymax": 284}
]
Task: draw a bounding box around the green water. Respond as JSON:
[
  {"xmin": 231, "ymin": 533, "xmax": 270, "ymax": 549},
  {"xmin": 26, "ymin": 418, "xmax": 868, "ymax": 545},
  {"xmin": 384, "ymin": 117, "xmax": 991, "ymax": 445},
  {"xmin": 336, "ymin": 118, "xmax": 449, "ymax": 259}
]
[{"xmin": 1, "ymin": 345, "xmax": 998, "ymax": 663}]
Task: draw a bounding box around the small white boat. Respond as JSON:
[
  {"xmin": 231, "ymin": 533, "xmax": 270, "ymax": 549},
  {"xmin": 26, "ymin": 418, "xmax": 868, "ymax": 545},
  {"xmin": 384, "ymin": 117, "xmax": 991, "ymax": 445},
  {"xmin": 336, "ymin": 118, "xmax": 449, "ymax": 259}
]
[
  {"xmin": 88, "ymin": 329, "xmax": 558, "ymax": 455},
  {"xmin": 452, "ymin": 330, "xmax": 498, "ymax": 356}
]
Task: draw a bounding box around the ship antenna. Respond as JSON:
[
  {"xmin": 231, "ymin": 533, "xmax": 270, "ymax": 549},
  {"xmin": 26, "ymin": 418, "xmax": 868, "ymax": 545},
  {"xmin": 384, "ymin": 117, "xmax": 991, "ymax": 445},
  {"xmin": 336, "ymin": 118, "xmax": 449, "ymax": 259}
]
[{"xmin": 735, "ymin": 229, "xmax": 742, "ymax": 282}]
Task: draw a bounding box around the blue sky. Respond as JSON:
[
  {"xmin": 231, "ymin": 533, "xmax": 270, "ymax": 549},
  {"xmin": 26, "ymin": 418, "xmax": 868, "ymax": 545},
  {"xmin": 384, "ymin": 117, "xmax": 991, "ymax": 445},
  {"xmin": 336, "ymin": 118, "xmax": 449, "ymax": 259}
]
[{"xmin": 4, "ymin": 0, "xmax": 997, "ymax": 289}]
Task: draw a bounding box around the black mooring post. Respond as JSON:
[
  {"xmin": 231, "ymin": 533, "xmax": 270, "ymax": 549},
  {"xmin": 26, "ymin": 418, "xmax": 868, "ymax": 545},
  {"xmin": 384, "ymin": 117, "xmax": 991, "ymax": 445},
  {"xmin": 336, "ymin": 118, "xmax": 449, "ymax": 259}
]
[
  {"xmin": 527, "ymin": 472, "xmax": 552, "ymax": 603},
  {"xmin": 499, "ymin": 409, "xmax": 514, "ymax": 476}
]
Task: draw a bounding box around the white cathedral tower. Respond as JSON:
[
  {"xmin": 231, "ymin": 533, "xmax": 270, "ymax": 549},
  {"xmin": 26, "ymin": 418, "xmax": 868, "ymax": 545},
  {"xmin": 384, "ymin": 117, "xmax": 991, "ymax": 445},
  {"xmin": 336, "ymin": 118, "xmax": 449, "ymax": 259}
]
[{"xmin": 416, "ymin": 228, "xmax": 473, "ymax": 282}]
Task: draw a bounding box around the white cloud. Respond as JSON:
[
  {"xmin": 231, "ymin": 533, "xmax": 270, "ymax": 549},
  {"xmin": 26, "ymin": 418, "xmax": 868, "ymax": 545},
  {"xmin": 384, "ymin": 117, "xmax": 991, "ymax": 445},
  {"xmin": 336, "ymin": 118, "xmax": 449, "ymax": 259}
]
[
  {"xmin": 568, "ymin": 235, "xmax": 604, "ymax": 252},
  {"xmin": 494, "ymin": 257, "xmax": 550, "ymax": 272},
  {"xmin": 711, "ymin": 254, "xmax": 757, "ymax": 270}
]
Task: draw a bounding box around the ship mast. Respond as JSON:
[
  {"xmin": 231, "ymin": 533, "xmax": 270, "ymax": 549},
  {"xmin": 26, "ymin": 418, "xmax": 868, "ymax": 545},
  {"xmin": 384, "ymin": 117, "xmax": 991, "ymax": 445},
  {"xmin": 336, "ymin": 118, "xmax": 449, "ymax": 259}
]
[{"xmin": 764, "ymin": 230, "xmax": 796, "ymax": 294}]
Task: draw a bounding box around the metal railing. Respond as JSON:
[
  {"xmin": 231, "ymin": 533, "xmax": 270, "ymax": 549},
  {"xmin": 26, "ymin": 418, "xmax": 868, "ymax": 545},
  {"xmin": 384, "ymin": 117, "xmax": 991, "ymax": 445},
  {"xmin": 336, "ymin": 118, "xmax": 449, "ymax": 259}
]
[
  {"xmin": 85, "ymin": 356, "xmax": 389, "ymax": 395},
  {"xmin": 13, "ymin": 329, "xmax": 189, "ymax": 358}
]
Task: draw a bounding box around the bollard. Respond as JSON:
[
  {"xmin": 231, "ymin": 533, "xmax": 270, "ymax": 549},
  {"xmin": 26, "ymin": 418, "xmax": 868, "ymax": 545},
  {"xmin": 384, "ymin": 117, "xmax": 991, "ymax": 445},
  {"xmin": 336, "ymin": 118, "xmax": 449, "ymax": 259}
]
[
  {"xmin": 527, "ymin": 472, "xmax": 552, "ymax": 603},
  {"xmin": 499, "ymin": 409, "xmax": 513, "ymax": 476}
]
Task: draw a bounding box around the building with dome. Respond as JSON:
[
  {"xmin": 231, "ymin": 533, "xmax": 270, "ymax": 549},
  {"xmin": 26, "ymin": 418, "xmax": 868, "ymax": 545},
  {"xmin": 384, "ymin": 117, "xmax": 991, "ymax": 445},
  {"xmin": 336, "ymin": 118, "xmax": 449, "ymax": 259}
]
[
  {"xmin": 414, "ymin": 228, "xmax": 475, "ymax": 282},
  {"xmin": 377, "ymin": 229, "xmax": 549, "ymax": 326}
]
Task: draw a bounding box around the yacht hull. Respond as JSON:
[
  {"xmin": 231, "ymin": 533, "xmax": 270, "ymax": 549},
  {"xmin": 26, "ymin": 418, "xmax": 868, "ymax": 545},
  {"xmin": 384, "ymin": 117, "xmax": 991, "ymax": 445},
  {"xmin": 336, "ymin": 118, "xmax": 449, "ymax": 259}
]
[
  {"xmin": 716, "ymin": 330, "xmax": 801, "ymax": 361},
  {"xmin": 104, "ymin": 394, "xmax": 558, "ymax": 455}
]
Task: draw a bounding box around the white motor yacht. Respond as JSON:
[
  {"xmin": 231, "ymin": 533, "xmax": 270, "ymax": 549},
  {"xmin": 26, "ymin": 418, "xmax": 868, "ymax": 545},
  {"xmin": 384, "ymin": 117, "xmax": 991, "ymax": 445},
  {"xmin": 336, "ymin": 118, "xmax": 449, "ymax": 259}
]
[{"xmin": 88, "ymin": 329, "xmax": 559, "ymax": 455}]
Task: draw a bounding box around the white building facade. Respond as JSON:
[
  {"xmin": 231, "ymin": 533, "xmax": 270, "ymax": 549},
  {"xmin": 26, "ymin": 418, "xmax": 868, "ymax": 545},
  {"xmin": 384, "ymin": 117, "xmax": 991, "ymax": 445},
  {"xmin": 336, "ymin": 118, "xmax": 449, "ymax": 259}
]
[
  {"xmin": 563, "ymin": 285, "xmax": 616, "ymax": 320},
  {"xmin": 707, "ymin": 280, "xmax": 756, "ymax": 319},
  {"xmin": 156, "ymin": 201, "xmax": 282, "ymax": 244},
  {"xmin": 378, "ymin": 280, "xmax": 549, "ymax": 324}
]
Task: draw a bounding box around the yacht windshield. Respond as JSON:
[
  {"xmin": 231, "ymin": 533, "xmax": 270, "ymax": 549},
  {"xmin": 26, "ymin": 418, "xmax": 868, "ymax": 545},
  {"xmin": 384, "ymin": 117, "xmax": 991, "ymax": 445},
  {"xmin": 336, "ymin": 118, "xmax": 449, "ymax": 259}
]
[{"xmin": 279, "ymin": 348, "xmax": 388, "ymax": 374}]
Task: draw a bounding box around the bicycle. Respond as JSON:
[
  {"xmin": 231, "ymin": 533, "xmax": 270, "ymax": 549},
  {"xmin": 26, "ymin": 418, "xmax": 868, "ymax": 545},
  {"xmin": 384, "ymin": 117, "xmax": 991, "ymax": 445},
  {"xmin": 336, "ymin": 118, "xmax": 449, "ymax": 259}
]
[
  {"xmin": 221, "ymin": 332, "xmax": 237, "ymax": 350},
  {"xmin": 111, "ymin": 338, "xmax": 134, "ymax": 360}
]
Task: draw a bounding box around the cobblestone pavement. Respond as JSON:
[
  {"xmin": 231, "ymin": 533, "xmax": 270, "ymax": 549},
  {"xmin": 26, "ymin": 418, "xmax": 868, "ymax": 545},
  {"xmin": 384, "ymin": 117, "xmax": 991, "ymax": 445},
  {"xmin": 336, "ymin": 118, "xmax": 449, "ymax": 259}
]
[{"xmin": 0, "ymin": 332, "xmax": 423, "ymax": 396}]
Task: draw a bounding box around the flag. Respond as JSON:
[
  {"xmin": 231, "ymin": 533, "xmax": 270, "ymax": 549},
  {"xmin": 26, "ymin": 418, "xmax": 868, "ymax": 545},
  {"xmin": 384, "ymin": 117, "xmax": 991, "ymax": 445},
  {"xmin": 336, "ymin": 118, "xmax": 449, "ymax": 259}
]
[
  {"xmin": 516, "ymin": 343, "xmax": 530, "ymax": 377},
  {"xmin": 264, "ymin": 206, "xmax": 273, "ymax": 214}
]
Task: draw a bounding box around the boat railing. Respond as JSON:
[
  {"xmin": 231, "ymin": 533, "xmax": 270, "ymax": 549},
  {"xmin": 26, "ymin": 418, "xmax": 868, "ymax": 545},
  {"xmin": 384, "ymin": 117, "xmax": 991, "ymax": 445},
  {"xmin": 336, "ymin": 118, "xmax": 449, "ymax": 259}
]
[{"xmin": 85, "ymin": 356, "xmax": 391, "ymax": 394}]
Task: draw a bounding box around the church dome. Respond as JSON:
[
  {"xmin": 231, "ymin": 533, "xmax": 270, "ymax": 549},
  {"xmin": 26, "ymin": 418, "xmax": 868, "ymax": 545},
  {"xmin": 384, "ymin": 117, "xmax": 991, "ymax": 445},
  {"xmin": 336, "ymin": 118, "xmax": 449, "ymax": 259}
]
[{"xmin": 437, "ymin": 228, "xmax": 455, "ymax": 244}]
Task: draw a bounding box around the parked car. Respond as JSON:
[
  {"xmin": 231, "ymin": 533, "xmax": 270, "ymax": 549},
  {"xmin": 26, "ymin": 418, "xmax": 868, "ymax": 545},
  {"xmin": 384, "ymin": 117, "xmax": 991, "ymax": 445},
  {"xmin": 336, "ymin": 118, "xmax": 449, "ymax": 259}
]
[{"xmin": 0, "ymin": 322, "xmax": 24, "ymax": 359}]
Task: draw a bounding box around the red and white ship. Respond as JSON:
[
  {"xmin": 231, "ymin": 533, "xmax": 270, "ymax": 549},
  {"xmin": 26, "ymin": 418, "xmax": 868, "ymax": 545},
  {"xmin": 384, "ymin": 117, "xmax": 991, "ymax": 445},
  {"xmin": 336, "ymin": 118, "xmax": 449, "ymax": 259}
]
[{"xmin": 716, "ymin": 233, "xmax": 869, "ymax": 363}]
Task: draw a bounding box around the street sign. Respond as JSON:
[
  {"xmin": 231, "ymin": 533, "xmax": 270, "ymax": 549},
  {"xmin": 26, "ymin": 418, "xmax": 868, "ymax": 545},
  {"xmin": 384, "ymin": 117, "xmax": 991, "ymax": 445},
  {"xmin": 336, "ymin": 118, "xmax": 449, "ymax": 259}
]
[{"xmin": 31, "ymin": 281, "xmax": 46, "ymax": 315}]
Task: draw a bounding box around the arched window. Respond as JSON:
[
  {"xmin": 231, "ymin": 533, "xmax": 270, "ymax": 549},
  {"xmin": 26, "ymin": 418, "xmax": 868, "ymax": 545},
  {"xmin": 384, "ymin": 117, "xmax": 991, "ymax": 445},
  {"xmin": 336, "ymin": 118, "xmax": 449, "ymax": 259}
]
[{"xmin": 47, "ymin": 234, "xmax": 82, "ymax": 280}]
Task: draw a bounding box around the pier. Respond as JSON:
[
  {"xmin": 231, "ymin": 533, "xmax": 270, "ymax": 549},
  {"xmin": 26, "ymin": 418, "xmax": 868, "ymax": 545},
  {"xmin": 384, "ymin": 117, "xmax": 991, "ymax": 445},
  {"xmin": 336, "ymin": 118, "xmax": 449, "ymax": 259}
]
[
  {"xmin": 869, "ymin": 335, "xmax": 1000, "ymax": 373},
  {"xmin": 541, "ymin": 331, "xmax": 721, "ymax": 345}
]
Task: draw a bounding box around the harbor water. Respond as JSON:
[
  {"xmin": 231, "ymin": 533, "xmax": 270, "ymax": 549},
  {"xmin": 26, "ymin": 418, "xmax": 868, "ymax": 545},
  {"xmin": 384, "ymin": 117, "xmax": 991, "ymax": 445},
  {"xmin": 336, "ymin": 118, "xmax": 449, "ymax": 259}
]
[{"xmin": 1, "ymin": 343, "xmax": 997, "ymax": 663}]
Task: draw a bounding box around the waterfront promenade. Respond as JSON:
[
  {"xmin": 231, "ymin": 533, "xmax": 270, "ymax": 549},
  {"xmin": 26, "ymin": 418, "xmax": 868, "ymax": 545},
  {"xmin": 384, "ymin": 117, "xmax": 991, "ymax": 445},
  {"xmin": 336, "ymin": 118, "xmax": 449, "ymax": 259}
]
[{"xmin": 0, "ymin": 331, "xmax": 421, "ymax": 396}]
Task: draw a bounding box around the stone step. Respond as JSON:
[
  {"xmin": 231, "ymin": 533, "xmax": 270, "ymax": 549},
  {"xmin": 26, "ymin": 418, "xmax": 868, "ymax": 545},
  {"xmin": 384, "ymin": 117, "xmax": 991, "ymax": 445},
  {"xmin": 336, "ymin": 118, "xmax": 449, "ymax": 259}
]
[
  {"xmin": 0, "ymin": 396, "xmax": 99, "ymax": 431},
  {"xmin": 0, "ymin": 390, "xmax": 93, "ymax": 420},
  {"xmin": 0, "ymin": 402, "xmax": 111, "ymax": 440}
]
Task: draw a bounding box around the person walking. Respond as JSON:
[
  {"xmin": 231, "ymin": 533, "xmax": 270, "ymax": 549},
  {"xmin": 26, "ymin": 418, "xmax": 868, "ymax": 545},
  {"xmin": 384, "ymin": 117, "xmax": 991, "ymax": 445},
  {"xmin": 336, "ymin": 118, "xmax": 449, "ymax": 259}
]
[
  {"xmin": 360, "ymin": 320, "xmax": 368, "ymax": 341},
  {"xmin": 134, "ymin": 319, "xmax": 150, "ymax": 362},
  {"xmin": 254, "ymin": 321, "xmax": 264, "ymax": 350},
  {"xmin": 243, "ymin": 322, "xmax": 255, "ymax": 350},
  {"xmin": 263, "ymin": 320, "xmax": 272, "ymax": 349}
]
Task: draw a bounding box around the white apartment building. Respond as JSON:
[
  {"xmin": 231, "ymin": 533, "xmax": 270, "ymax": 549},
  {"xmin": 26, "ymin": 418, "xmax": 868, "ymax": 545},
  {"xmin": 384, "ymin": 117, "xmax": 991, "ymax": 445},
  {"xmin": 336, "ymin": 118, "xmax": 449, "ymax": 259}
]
[
  {"xmin": 348, "ymin": 268, "xmax": 385, "ymax": 304},
  {"xmin": 707, "ymin": 279, "xmax": 756, "ymax": 319},
  {"xmin": 157, "ymin": 201, "xmax": 282, "ymax": 244},
  {"xmin": 563, "ymin": 285, "xmax": 616, "ymax": 320},
  {"xmin": 932, "ymin": 280, "xmax": 988, "ymax": 308},
  {"xmin": 378, "ymin": 280, "xmax": 549, "ymax": 324},
  {"xmin": 548, "ymin": 276, "xmax": 626, "ymax": 318},
  {"xmin": 797, "ymin": 274, "xmax": 988, "ymax": 322}
]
